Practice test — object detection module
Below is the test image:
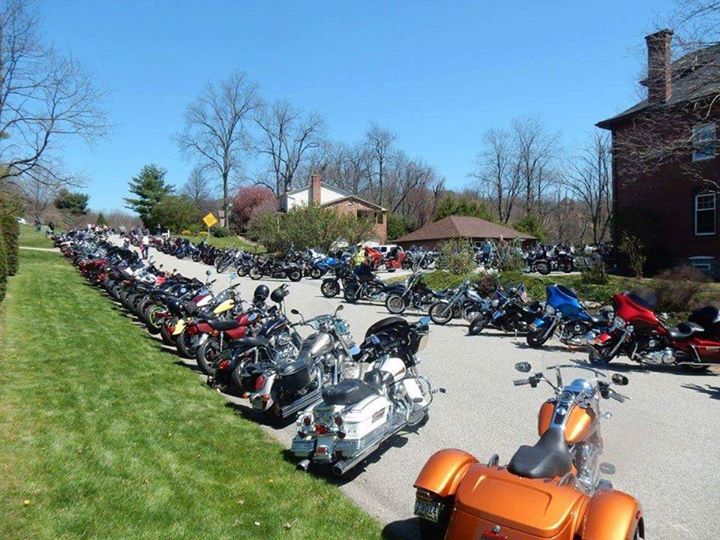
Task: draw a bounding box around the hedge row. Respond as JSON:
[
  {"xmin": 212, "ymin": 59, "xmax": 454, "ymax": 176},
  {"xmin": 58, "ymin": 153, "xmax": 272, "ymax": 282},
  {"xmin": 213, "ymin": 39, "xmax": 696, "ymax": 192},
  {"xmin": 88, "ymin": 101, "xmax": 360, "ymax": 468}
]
[{"xmin": 0, "ymin": 215, "xmax": 20, "ymax": 303}]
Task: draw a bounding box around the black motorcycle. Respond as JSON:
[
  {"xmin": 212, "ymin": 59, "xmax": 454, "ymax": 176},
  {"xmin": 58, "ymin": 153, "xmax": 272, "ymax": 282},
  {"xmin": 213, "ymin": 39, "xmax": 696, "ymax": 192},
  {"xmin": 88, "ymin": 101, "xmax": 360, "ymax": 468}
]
[
  {"xmin": 384, "ymin": 272, "xmax": 442, "ymax": 314},
  {"xmin": 343, "ymin": 272, "xmax": 390, "ymax": 304},
  {"xmin": 468, "ymin": 284, "xmax": 542, "ymax": 335},
  {"xmin": 249, "ymin": 255, "xmax": 302, "ymax": 282}
]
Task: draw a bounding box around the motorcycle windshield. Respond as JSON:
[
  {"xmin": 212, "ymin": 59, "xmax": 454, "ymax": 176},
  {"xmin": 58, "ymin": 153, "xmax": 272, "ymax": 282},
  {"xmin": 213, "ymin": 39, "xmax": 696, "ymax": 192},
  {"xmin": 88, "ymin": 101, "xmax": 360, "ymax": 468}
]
[{"xmin": 546, "ymin": 285, "xmax": 582, "ymax": 317}]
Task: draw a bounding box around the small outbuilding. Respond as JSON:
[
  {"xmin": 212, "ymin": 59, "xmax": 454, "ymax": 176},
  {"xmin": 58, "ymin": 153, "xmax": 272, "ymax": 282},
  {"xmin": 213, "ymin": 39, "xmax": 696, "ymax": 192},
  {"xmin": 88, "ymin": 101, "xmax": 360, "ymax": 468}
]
[{"xmin": 392, "ymin": 215, "xmax": 535, "ymax": 249}]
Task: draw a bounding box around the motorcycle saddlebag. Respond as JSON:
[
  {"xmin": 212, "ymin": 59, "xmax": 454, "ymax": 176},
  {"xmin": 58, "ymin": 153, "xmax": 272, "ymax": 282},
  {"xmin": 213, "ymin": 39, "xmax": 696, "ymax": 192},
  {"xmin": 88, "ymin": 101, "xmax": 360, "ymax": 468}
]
[
  {"xmin": 240, "ymin": 361, "xmax": 274, "ymax": 393},
  {"xmin": 689, "ymin": 306, "xmax": 720, "ymax": 336},
  {"xmin": 279, "ymin": 360, "xmax": 313, "ymax": 394}
]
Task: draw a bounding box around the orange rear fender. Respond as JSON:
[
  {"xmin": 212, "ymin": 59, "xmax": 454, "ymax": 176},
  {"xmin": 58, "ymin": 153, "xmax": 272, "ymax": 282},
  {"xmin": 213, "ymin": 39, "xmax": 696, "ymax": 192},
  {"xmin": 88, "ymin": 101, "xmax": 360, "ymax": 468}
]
[
  {"xmin": 414, "ymin": 449, "xmax": 479, "ymax": 498},
  {"xmin": 580, "ymin": 490, "xmax": 643, "ymax": 540}
]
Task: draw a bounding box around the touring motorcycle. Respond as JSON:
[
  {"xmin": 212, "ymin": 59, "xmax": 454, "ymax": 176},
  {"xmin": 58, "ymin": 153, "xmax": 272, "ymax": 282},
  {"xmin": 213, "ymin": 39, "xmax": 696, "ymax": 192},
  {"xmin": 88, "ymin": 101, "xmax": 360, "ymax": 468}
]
[
  {"xmin": 525, "ymin": 284, "xmax": 612, "ymax": 348},
  {"xmin": 428, "ymin": 280, "xmax": 484, "ymax": 325},
  {"xmin": 293, "ymin": 316, "xmax": 437, "ymax": 476},
  {"xmin": 414, "ymin": 362, "xmax": 642, "ymax": 540},
  {"xmin": 589, "ymin": 291, "xmax": 720, "ymax": 371},
  {"xmin": 240, "ymin": 304, "xmax": 360, "ymax": 424},
  {"xmin": 467, "ymin": 284, "xmax": 541, "ymax": 335}
]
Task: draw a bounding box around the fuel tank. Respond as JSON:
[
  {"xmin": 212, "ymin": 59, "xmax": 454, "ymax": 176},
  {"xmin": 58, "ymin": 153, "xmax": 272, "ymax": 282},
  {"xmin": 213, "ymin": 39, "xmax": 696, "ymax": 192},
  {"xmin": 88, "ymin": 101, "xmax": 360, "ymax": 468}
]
[{"xmin": 538, "ymin": 401, "xmax": 596, "ymax": 445}]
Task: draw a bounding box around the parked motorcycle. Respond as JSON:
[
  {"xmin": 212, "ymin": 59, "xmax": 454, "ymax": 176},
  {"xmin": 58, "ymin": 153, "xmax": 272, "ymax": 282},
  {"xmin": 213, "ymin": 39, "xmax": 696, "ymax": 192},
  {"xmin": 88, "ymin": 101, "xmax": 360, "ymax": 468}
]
[
  {"xmin": 385, "ymin": 272, "xmax": 441, "ymax": 314},
  {"xmin": 468, "ymin": 284, "xmax": 541, "ymax": 335},
  {"xmin": 525, "ymin": 284, "xmax": 612, "ymax": 347},
  {"xmin": 589, "ymin": 292, "xmax": 720, "ymax": 371},
  {"xmin": 428, "ymin": 280, "xmax": 484, "ymax": 325},
  {"xmin": 413, "ymin": 362, "xmax": 641, "ymax": 540},
  {"xmin": 249, "ymin": 255, "xmax": 303, "ymax": 282},
  {"xmin": 293, "ymin": 316, "xmax": 437, "ymax": 476},
  {"xmin": 343, "ymin": 272, "xmax": 391, "ymax": 304}
]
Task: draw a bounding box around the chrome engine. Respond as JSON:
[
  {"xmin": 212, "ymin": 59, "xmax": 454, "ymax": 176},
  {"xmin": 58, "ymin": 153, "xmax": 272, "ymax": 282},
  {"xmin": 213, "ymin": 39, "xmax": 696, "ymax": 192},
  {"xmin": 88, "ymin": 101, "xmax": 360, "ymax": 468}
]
[{"xmin": 637, "ymin": 346, "xmax": 678, "ymax": 365}]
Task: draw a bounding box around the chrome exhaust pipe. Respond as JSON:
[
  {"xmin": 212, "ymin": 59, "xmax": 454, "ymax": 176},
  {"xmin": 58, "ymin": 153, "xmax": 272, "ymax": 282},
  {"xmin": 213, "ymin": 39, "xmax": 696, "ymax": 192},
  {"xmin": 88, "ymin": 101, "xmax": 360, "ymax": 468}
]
[
  {"xmin": 296, "ymin": 459, "xmax": 311, "ymax": 472},
  {"xmin": 332, "ymin": 423, "xmax": 405, "ymax": 476}
]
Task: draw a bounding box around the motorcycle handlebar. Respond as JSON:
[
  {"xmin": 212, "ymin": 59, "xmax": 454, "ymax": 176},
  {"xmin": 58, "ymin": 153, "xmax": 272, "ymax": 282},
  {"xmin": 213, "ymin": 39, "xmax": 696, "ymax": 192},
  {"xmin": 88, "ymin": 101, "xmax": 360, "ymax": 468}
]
[{"xmin": 513, "ymin": 378, "xmax": 530, "ymax": 386}]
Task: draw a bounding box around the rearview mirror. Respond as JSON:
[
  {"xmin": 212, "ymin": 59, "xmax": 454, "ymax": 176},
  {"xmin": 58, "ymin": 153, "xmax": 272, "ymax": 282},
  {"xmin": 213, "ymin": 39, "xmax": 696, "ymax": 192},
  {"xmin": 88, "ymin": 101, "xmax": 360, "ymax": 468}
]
[
  {"xmin": 611, "ymin": 374, "xmax": 629, "ymax": 386},
  {"xmin": 291, "ymin": 309, "xmax": 300, "ymax": 315},
  {"xmin": 206, "ymin": 270, "xmax": 212, "ymax": 276},
  {"xmin": 514, "ymin": 362, "xmax": 532, "ymax": 373},
  {"xmin": 336, "ymin": 305, "xmax": 344, "ymax": 312}
]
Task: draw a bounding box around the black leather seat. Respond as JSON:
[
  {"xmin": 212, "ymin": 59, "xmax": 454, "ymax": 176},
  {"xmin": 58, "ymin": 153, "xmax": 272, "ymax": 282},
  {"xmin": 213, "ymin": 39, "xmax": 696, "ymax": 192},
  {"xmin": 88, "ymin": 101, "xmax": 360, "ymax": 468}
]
[
  {"xmin": 228, "ymin": 336, "xmax": 268, "ymax": 348},
  {"xmin": 322, "ymin": 379, "xmax": 377, "ymax": 406},
  {"xmin": 508, "ymin": 429, "xmax": 573, "ymax": 479},
  {"xmin": 209, "ymin": 319, "xmax": 240, "ymax": 331},
  {"xmin": 669, "ymin": 322, "xmax": 704, "ymax": 340}
]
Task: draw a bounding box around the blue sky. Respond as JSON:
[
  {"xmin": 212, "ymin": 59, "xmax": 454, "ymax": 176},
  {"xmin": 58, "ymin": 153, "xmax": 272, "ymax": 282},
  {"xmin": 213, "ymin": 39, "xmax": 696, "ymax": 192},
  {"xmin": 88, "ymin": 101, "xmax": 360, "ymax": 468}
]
[{"xmin": 37, "ymin": 0, "xmax": 675, "ymax": 212}]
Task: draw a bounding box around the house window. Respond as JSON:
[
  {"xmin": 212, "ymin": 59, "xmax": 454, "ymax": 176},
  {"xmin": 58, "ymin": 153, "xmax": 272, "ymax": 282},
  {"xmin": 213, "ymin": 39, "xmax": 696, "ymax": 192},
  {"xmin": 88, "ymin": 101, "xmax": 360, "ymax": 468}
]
[
  {"xmin": 689, "ymin": 256, "xmax": 714, "ymax": 273},
  {"xmin": 692, "ymin": 123, "xmax": 716, "ymax": 161},
  {"xmin": 695, "ymin": 193, "xmax": 716, "ymax": 235}
]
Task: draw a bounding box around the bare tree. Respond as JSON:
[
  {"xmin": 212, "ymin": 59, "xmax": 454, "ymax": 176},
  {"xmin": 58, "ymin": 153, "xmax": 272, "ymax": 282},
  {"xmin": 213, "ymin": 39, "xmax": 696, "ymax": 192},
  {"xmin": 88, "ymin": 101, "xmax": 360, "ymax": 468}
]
[
  {"xmin": 0, "ymin": 0, "xmax": 107, "ymax": 188},
  {"xmin": 21, "ymin": 172, "xmax": 61, "ymax": 222},
  {"xmin": 472, "ymin": 128, "xmax": 521, "ymax": 223},
  {"xmin": 176, "ymin": 72, "xmax": 260, "ymax": 226},
  {"xmin": 181, "ymin": 165, "xmax": 216, "ymax": 214},
  {"xmin": 565, "ymin": 132, "xmax": 612, "ymax": 243},
  {"xmin": 255, "ymin": 100, "xmax": 325, "ymax": 195},
  {"xmin": 364, "ymin": 125, "xmax": 397, "ymax": 206}
]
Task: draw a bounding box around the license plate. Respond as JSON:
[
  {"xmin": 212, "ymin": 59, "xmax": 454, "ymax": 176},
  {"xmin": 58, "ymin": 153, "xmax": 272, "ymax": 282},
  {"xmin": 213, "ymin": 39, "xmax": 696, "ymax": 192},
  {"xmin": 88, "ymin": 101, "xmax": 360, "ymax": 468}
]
[{"xmin": 414, "ymin": 499, "xmax": 441, "ymax": 523}]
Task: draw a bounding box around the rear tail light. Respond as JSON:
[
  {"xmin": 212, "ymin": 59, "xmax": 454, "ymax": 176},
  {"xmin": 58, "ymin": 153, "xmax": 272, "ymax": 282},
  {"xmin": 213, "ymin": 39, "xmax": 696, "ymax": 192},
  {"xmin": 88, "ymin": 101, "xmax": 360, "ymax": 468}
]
[
  {"xmin": 315, "ymin": 424, "xmax": 329, "ymax": 435},
  {"xmin": 218, "ymin": 360, "xmax": 231, "ymax": 371},
  {"xmin": 254, "ymin": 375, "xmax": 266, "ymax": 391}
]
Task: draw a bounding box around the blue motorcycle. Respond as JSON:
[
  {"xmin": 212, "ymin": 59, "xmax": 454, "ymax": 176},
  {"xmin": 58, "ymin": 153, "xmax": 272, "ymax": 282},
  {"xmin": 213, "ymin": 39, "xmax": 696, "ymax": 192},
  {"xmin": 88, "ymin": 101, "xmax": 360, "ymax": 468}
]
[
  {"xmin": 526, "ymin": 284, "xmax": 612, "ymax": 348},
  {"xmin": 310, "ymin": 254, "xmax": 348, "ymax": 279}
]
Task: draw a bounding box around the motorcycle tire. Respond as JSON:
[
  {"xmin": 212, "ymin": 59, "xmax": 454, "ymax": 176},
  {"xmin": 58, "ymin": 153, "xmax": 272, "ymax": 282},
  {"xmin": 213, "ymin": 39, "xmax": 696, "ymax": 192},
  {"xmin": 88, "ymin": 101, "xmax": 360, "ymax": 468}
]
[
  {"xmin": 288, "ymin": 269, "xmax": 302, "ymax": 282},
  {"xmin": 192, "ymin": 253, "xmax": 201, "ymax": 263},
  {"xmin": 344, "ymin": 285, "xmax": 359, "ymax": 304},
  {"xmin": 216, "ymin": 258, "xmax": 232, "ymax": 273},
  {"xmin": 526, "ymin": 328, "xmax": 551, "ymax": 348},
  {"xmin": 429, "ymin": 301, "xmax": 453, "ymax": 325},
  {"xmin": 175, "ymin": 330, "xmax": 195, "ymax": 358},
  {"xmin": 385, "ymin": 293, "xmax": 407, "ymax": 315},
  {"xmin": 249, "ymin": 266, "xmax": 262, "ymax": 280},
  {"xmin": 468, "ymin": 314, "xmax": 489, "ymax": 336},
  {"xmin": 309, "ymin": 267, "xmax": 323, "ymax": 279},
  {"xmin": 160, "ymin": 322, "xmax": 177, "ymax": 346},
  {"xmin": 321, "ymin": 280, "xmax": 340, "ymax": 298},
  {"xmin": 588, "ymin": 345, "xmax": 613, "ymax": 367},
  {"xmin": 196, "ymin": 338, "xmax": 221, "ymax": 376},
  {"xmin": 562, "ymin": 261, "xmax": 574, "ymax": 273},
  {"xmin": 237, "ymin": 265, "xmax": 250, "ymax": 277},
  {"xmin": 535, "ymin": 262, "xmax": 551, "ymax": 275},
  {"xmin": 143, "ymin": 304, "xmax": 163, "ymax": 335}
]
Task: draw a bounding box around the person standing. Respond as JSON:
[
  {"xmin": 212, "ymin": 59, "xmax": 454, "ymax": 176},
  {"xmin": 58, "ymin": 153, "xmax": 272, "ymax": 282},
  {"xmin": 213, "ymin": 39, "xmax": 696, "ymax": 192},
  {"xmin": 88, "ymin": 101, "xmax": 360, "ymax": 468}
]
[{"xmin": 141, "ymin": 233, "xmax": 150, "ymax": 259}]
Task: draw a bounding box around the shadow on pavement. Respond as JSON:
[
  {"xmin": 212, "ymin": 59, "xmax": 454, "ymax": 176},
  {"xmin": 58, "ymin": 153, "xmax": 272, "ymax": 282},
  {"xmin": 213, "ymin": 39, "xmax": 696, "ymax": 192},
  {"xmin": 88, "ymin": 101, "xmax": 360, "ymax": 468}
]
[
  {"xmin": 382, "ymin": 518, "xmax": 420, "ymax": 540},
  {"xmin": 681, "ymin": 383, "xmax": 720, "ymax": 399}
]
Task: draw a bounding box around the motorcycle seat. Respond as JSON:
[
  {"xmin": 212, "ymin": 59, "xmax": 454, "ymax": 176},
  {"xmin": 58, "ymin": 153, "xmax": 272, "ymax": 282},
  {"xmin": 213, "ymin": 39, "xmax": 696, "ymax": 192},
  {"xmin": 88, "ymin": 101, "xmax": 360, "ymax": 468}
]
[
  {"xmin": 209, "ymin": 319, "xmax": 240, "ymax": 331},
  {"xmin": 228, "ymin": 336, "xmax": 268, "ymax": 348},
  {"xmin": 321, "ymin": 379, "xmax": 377, "ymax": 406},
  {"xmin": 507, "ymin": 428, "xmax": 573, "ymax": 480},
  {"xmin": 669, "ymin": 322, "xmax": 704, "ymax": 340}
]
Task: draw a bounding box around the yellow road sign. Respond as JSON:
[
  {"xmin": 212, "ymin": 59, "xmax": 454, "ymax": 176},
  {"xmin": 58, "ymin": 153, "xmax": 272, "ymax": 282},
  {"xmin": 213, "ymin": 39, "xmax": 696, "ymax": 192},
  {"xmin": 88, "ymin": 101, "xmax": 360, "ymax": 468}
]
[{"xmin": 203, "ymin": 213, "xmax": 218, "ymax": 228}]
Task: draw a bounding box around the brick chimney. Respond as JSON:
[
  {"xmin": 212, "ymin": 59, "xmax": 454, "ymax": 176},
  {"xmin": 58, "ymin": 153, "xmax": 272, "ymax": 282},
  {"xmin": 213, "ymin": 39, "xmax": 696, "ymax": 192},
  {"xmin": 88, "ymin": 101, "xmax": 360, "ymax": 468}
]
[
  {"xmin": 646, "ymin": 29, "xmax": 673, "ymax": 104},
  {"xmin": 310, "ymin": 174, "xmax": 322, "ymax": 205}
]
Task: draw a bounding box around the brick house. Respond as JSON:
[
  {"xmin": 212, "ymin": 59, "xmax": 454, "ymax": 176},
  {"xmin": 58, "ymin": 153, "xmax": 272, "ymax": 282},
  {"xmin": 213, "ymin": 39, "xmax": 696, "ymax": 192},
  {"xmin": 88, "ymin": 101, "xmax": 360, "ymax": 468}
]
[
  {"xmin": 598, "ymin": 30, "xmax": 720, "ymax": 275},
  {"xmin": 279, "ymin": 174, "xmax": 387, "ymax": 243}
]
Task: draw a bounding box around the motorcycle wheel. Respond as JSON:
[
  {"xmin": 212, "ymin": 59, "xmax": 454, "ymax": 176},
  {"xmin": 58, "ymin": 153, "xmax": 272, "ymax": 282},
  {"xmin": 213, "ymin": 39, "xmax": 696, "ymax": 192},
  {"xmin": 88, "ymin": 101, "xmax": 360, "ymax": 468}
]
[
  {"xmin": 535, "ymin": 262, "xmax": 551, "ymax": 275},
  {"xmin": 143, "ymin": 304, "xmax": 162, "ymax": 335},
  {"xmin": 344, "ymin": 285, "xmax": 359, "ymax": 304},
  {"xmin": 310, "ymin": 267, "xmax": 323, "ymax": 279},
  {"xmin": 526, "ymin": 328, "xmax": 551, "ymax": 348},
  {"xmin": 175, "ymin": 330, "xmax": 195, "ymax": 358},
  {"xmin": 321, "ymin": 280, "xmax": 340, "ymax": 298},
  {"xmin": 216, "ymin": 260, "xmax": 231, "ymax": 273},
  {"xmin": 429, "ymin": 301, "xmax": 453, "ymax": 325},
  {"xmin": 562, "ymin": 261, "xmax": 574, "ymax": 273},
  {"xmin": 196, "ymin": 338, "xmax": 221, "ymax": 376},
  {"xmin": 249, "ymin": 266, "xmax": 262, "ymax": 280},
  {"xmin": 385, "ymin": 293, "xmax": 407, "ymax": 315},
  {"xmin": 468, "ymin": 314, "xmax": 488, "ymax": 336},
  {"xmin": 192, "ymin": 253, "xmax": 201, "ymax": 262},
  {"xmin": 288, "ymin": 269, "xmax": 302, "ymax": 282},
  {"xmin": 588, "ymin": 345, "xmax": 613, "ymax": 367},
  {"xmin": 237, "ymin": 265, "xmax": 250, "ymax": 277},
  {"xmin": 263, "ymin": 402, "xmax": 284, "ymax": 427},
  {"xmin": 160, "ymin": 323, "xmax": 177, "ymax": 346}
]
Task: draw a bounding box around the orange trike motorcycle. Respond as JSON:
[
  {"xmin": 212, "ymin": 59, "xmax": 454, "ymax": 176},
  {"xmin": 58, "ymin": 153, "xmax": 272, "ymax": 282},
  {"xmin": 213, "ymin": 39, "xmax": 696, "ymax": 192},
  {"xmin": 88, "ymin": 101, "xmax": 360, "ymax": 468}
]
[{"xmin": 414, "ymin": 363, "xmax": 644, "ymax": 540}]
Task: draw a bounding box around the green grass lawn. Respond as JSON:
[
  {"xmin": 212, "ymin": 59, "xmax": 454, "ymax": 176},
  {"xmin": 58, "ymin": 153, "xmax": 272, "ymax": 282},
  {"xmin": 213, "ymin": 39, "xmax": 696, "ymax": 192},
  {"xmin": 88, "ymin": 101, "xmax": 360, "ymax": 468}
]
[
  {"xmin": 0, "ymin": 250, "xmax": 380, "ymax": 539},
  {"xmin": 18, "ymin": 224, "xmax": 54, "ymax": 248},
  {"xmin": 180, "ymin": 234, "xmax": 264, "ymax": 253}
]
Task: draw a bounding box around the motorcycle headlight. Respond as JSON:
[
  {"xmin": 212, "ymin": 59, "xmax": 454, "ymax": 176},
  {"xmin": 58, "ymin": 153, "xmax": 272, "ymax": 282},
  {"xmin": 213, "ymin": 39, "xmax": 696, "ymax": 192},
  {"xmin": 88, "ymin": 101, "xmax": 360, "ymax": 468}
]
[
  {"xmin": 545, "ymin": 304, "xmax": 556, "ymax": 316},
  {"xmin": 613, "ymin": 316, "xmax": 626, "ymax": 329},
  {"xmin": 491, "ymin": 299, "xmax": 499, "ymax": 308}
]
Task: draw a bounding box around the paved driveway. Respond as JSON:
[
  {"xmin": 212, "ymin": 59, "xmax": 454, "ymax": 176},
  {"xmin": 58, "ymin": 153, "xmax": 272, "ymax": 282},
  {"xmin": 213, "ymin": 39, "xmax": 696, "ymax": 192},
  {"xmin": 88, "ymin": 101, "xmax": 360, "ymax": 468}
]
[{"xmin": 135, "ymin": 241, "xmax": 720, "ymax": 538}]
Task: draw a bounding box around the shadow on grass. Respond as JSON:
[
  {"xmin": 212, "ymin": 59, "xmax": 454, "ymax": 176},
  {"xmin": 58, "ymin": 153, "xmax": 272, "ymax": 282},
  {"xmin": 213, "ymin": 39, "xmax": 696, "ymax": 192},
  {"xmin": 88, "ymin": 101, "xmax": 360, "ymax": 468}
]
[{"xmin": 381, "ymin": 518, "xmax": 420, "ymax": 540}]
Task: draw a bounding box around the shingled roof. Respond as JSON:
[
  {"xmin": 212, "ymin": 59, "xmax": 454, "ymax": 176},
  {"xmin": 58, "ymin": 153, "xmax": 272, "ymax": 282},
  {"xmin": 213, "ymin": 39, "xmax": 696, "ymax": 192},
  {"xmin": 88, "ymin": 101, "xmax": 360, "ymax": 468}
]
[
  {"xmin": 598, "ymin": 43, "xmax": 720, "ymax": 128},
  {"xmin": 393, "ymin": 215, "xmax": 535, "ymax": 243}
]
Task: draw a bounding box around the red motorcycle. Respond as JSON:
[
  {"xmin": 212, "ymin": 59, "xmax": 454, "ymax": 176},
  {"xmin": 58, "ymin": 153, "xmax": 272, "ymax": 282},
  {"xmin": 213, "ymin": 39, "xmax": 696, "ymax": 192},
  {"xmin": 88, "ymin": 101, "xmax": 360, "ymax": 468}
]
[
  {"xmin": 589, "ymin": 292, "xmax": 720, "ymax": 371},
  {"xmin": 190, "ymin": 310, "xmax": 262, "ymax": 375}
]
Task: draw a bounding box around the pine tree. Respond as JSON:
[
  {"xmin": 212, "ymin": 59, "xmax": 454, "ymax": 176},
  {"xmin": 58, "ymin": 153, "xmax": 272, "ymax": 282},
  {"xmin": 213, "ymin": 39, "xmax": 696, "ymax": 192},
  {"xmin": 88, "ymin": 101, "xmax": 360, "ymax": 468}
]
[
  {"xmin": 96, "ymin": 212, "xmax": 108, "ymax": 226},
  {"xmin": 0, "ymin": 229, "xmax": 7, "ymax": 302},
  {"xmin": 124, "ymin": 164, "xmax": 173, "ymax": 226}
]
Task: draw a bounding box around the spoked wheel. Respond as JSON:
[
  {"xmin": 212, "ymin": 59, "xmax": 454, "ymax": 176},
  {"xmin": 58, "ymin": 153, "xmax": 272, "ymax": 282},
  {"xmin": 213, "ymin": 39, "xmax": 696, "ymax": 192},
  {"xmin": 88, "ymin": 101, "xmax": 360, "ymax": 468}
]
[
  {"xmin": 249, "ymin": 267, "xmax": 262, "ymax": 280},
  {"xmin": 321, "ymin": 280, "xmax": 340, "ymax": 298},
  {"xmin": 237, "ymin": 265, "xmax": 250, "ymax": 277},
  {"xmin": 196, "ymin": 338, "xmax": 222, "ymax": 376},
  {"xmin": 429, "ymin": 301, "xmax": 453, "ymax": 325},
  {"xmin": 310, "ymin": 267, "xmax": 323, "ymax": 279},
  {"xmin": 468, "ymin": 314, "xmax": 488, "ymax": 336},
  {"xmin": 143, "ymin": 304, "xmax": 163, "ymax": 335},
  {"xmin": 526, "ymin": 328, "xmax": 551, "ymax": 348},
  {"xmin": 344, "ymin": 285, "xmax": 359, "ymax": 304},
  {"xmin": 385, "ymin": 293, "xmax": 407, "ymax": 315},
  {"xmin": 535, "ymin": 262, "xmax": 551, "ymax": 275}
]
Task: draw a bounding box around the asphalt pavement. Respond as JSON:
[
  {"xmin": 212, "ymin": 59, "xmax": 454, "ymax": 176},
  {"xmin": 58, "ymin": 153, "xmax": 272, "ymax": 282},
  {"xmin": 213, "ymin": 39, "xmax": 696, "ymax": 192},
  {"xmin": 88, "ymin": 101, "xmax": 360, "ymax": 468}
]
[{"xmin": 128, "ymin": 240, "xmax": 720, "ymax": 539}]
